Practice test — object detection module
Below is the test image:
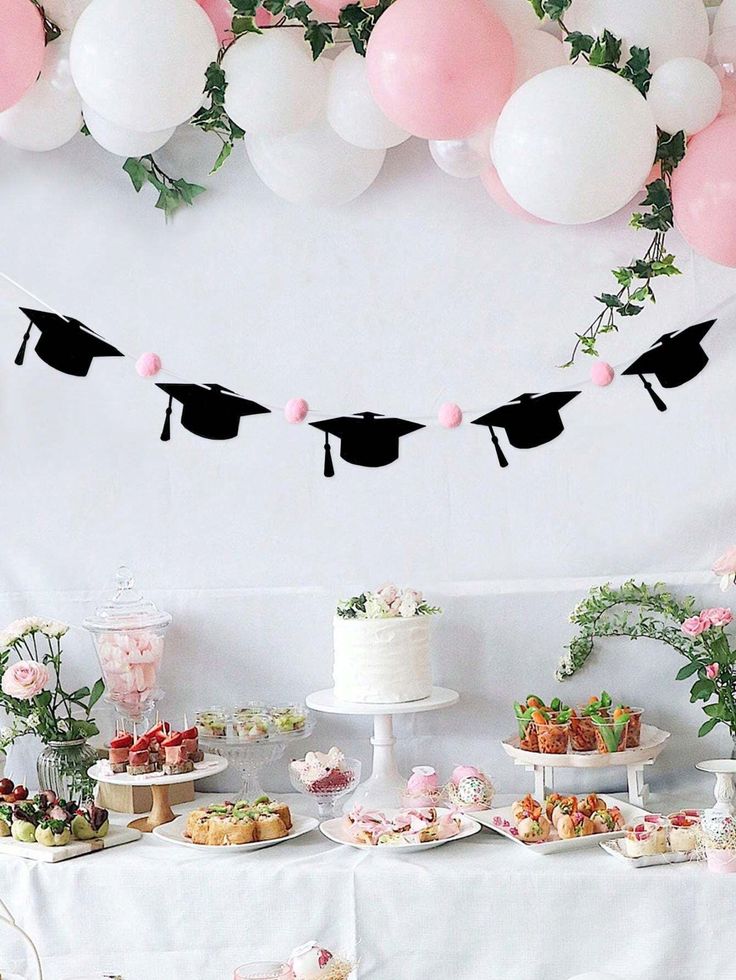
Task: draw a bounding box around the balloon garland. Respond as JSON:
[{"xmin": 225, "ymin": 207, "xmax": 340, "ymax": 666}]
[{"xmin": 0, "ymin": 0, "xmax": 733, "ymax": 366}]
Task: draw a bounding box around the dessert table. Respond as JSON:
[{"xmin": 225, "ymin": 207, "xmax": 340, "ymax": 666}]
[{"xmin": 0, "ymin": 791, "xmax": 731, "ymax": 980}]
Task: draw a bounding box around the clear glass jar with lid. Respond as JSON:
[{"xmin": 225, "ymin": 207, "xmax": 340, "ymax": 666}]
[{"xmin": 82, "ymin": 565, "xmax": 172, "ymax": 726}]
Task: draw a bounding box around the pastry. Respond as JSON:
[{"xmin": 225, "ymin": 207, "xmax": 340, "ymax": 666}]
[
  {"xmin": 668, "ymin": 810, "xmax": 701, "ymax": 853},
  {"xmin": 512, "ymin": 793, "xmax": 542, "ymax": 823},
  {"xmin": 591, "ymin": 806, "xmax": 623, "ymax": 834},
  {"xmin": 183, "ymin": 797, "xmax": 292, "ymax": 846},
  {"xmin": 346, "ymin": 806, "xmax": 459, "ymax": 846},
  {"xmin": 517, "ymin": 815, "xmax": 551, "ymax": 842},
  {"xmin": 557, "ymin": 812, "xmax": 594, "ymax": 838},
  {"xmin": 624, "ymin": 817, "xmax": 668, "ymax": 857}
]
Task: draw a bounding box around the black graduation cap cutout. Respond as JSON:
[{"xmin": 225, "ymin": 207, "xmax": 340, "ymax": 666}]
[
  {"xmin": 15, "ymin": 307, "xmax": 123, "ymax": 376},
  {"xmin": 471, "ymin": 391, "xmax": 580, "ymax": 468},
  {"xmin": 156, "ymin": 383, "xmax": 271, "ymax": 441},
  {"xmin": 622, "ymin": 320, "xmax": 715, "ymax": 412},
  {"xmin": 309, "ymin": 411, "xmax": 425, "ymax": 477}
]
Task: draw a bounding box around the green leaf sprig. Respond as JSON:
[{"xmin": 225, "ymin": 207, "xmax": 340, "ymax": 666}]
[{"xmin": 123, "ymin": 156, "xmax": 206, "ymax": 219}]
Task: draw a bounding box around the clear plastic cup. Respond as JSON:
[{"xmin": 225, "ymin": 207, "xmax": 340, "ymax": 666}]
[
  {"xmin": 592, "ymin": 716, "xmax": 629, "ymax": 753},
  {"xmin": 533, "ymin": 721, "xmax": 569, "ymax": 754},
  {"xmin": 569, "ymin": 711, "xmax": 597, "ymax": 752}
]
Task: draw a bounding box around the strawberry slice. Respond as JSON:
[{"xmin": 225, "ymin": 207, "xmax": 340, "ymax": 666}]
[
  {"xmin": 110, "ymin": 733, "xmax": 134, "ymax": 749},
  {"xmin": 162, "ymin": 732, "xmax": 183, "ymax": 747},
  {"xmin": 130, "ymin": 736, "xmax": 150, "ymax": 753},
  {"xmin": 180, "ymin": 726, "xmax": 198, "ymax": 740}
]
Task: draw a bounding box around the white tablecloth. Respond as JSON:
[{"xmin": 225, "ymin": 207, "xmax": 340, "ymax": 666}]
[{"xmin": 0, "ymin": 791, "xmax": 732, "ymax": 980}]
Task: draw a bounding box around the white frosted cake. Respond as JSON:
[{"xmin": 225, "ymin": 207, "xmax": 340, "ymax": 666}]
[{"xmin": 333, "ymin": 615, "xmax": 433, "ymax": 704}]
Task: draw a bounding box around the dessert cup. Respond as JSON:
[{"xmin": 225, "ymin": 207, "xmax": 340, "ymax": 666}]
[
  {"xmin": 593, "ymin": 716, "xmax": 629, "ymax": 753},
  {"xmin": 668, "ymin": 810, "xmax": 701, "ymax": 853},
  {"xmin": 290, "ymin": 756, "xmax": 361, "ymax": 819},
  {"xmin": 196, "ymin": 708, "xmax": 228, "ymax": 738},
  {"xmin": 534, "ymin": 721, "xmax": 569, "ymax": 754},
  {"xmin": 570, "ymin": 711, "xmax": 597, "ymax": 752},
  {"xmin": 623, "ymin": 818, "xmax": 668, "ymax": 857},
  {"xmin": 518, "ymin": 719, "xmax": 539, "ymax": 752},
  {"xmin": 624, "ymin": 708, "xmax": 643, "ymax": 748}
]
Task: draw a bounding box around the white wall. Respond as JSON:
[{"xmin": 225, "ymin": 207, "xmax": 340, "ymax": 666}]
[{"xmin": 1, "ymin": 124, "xmax": 735, "ymax": 794}]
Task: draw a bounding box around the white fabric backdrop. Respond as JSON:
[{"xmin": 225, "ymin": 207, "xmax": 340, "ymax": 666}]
[{"xmin": 0, "ymin": 127, "xmax": 735, "ymax": 794}]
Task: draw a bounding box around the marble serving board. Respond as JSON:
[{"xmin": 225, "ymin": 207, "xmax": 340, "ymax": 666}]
[{"xmin": 0, "ymin": 825, "xmax": 141, "ymax": 863}]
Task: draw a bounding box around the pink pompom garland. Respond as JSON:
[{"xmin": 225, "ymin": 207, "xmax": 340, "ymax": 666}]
[
  {"xmin": 136, "ymin": 352, "xmax": 162, "ymax": 378},
  {"xmin": 438, "ymin": 402, "xmax": 463, "ymax": 428},
  {"xmin": 590, "ymin": 361, "xmax": 615, "ymax": 387},
  {"xmin": 285, "ymin": 397, "xmax": 309, "ymax": 423}
]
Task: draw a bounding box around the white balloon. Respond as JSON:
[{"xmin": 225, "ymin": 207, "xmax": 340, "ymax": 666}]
[
  {"xmin": 223, "ymin": 31, "xmax": 327, "ymax": 138},
  {"xmin": 246, "ymin": 116, "xmax": 385, "ymax": 205},
  {"xmin": 0, "ymin": 36, "xmax": 82, "ymax": 151},
  {"xmin": 327, "ymin": 47, "xmax": 409, "ymax": 150},
  {"xmin": 566, "ymin": 0, "xmax": 708, "ymax": 71},
  {"xmin": 43, "ymin": 0, "xmax": 92, "ymax": 29},
  {"xmin": 70, "ymin": 0, "xmax": 218, "ymax": 132},
  {"xmin": 513, "ymin": 30, "xmax": 567, "ymax": 89},
  {"xmin": 485, "ymin": 0, "xmax": 541, "ymax": 35},
  {"xmin": 648, "ymin": 58, "xmax": 722, "ymax": 136},
  {"xmin": 715, "ymin": 0, "xmax": 736, "ymax": 33},
  {"xmin": 429, "ymin": 127, "xmax": 492, "ymax": 178},
  {"xmin": 83, "ymin": 103, "xmax": 175, "ymax": 156},
  {"xmin": 493, "ymin": 65, "xmax": 657, "ymax": 224}
]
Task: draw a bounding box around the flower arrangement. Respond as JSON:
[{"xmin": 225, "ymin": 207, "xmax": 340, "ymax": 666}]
[
  {"xmin": 558, "ymin": 580, "xmax": 736, "ymax": 739},
  {"xmin": 0, "ymin": 618, "xmax": 104, "ymax": 752},
  {"xmin": 336, "ymin": 584, "xmax": 441, "ymax": 620}
]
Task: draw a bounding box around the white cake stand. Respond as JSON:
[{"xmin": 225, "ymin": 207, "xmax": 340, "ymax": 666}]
[{"xmin": 306, "ymin": 687, "xmax": 459, "ymax": 811}]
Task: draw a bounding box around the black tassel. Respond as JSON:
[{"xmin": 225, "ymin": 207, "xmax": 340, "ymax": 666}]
[
  {"xmin": 489, "ymin": 426, "xmax": 509, "ymax": 469},
  {"xmin": 639, "ymin": 375, "xmax": 667, "ymax": 412},
  {"xmin": 15, "ymin": 323, "xmax": 32, "ymax": 366},
  {"xmin": 160, "ymin": 394, "xmax": 173, "ymax": 441},
  {"xmin": 323, "ymin": 434, "xmax": 335, "ymax": 478}
]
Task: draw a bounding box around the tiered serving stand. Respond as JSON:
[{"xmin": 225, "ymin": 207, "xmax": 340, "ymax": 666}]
[
  {"xmin": 200, "ymin": 721, "xmax": 315, "ymax": 800},
  {"xmin": 502, "ymin": 724, "xmax": 671, "ymax": 807},
  {"xmin": 88, "ymin": 754, "xmax": 228, "ymax": 833},
  {"xmin": 306, "ymin": 687, "xmax": 459, "ymax": 810}
]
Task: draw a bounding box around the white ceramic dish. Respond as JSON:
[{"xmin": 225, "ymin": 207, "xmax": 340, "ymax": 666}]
[
  {"xmin": 152, "ymin": 812, "xmax": 318, "ymax": 851},
  {"xmin": 0, "ymin": 825, "xmax": 141, "ymax": 863},
  {"xmin": 319, "ymin": 808, "xmax": 481, "ymax": 852},
  {"xmin": 502, "ymin": 724, "xmax": 670, "ymax": 769},
  {"xmin": 88, "ymin": 753, "xmax": 227, "ymax": 787},
  {"xmin": 599, "ymin": 838, "xmax": 702, "ymax": 868},
  {"xmin": 477, "ymin": 794, "xmax": 650, "ymax": 855}
]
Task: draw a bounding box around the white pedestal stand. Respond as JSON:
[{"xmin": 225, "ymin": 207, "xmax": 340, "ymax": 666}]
[
  {"xmin": 306, "ymin": 687, "xmax": 459, "ymax": 811},
  {"xmin": 696, "ymin": 759, "xmax": 736, "ymax": 815}
]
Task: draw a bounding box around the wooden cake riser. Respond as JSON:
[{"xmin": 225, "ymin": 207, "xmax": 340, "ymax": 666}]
[{"xmin": 96, "ymin": 779, "xmax": 194, "ymax": 815}]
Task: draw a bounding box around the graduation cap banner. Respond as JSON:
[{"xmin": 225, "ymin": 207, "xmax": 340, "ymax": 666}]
[{"xmin": 3, "ymin": 285, "xmax": 725, "ymax": 480}]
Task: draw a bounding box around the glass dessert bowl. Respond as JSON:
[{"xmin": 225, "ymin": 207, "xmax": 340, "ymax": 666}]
[{"xmin": 289, "ymin": 749, "xmax": 361, "ymax": 819}]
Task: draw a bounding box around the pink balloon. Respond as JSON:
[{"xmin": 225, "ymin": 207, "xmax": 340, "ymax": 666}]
[
  {"xmin": 366, "ymin": 0, "xmax": 514, "ymax": 140},
  {"xmin": 0, "ymin": 0, "xmax": 45, "ymax": 112},
  {"xmin": 196, "ymin": 0, "xmax": 233, "ymax": 44},
  {"xmin": 480, "ymin": 166, "xmax": 547, "ymax": 224},
  {"xmin": 672, "ymin": 115, "xmax": 736, "ymax": 267},
  {"xmin": 254, "ymin": 6, "xmax": 275, "ymax": 27},
  {"xmin": 308, "ymin": 0, "xmax": 347, "ymax": 18}
]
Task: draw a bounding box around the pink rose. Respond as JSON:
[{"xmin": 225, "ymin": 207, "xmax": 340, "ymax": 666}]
[
  {"xmin": 1, "ymin": 661, "xmax": 49, "ymax": 700},
  {"xmin": 702, "ymin": 607, "xmax": 733, "ymax": 628},
  {"xmin": 706, "ymin": 663, "xmax": 720, "ymax": 680},
  {"xmin": 375, "ymin": 583, "xmax": 399, "ymax": 605},
  {"xmin": 682, "ymin": 616, "xmax": 708, "ymax": 638}
]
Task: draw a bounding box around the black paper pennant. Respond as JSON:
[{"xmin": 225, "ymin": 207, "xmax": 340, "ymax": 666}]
[
  {"xmin": 156, "ymin": 383, "xmax": 271, "ymax": 441},
  {"xmin": 15, "ymin": 308, "xmax": 123, "ymax": 377},
  {"xmin": 622, "ymin": 320, "xmax": 715, "ymax": 412},
  {"xmin": 472, "ymin": 392, "xmax": 580, "ymax": 468},
  {"xmin": 309, "ymin": 411, "xmax": 425, "ymax": 477}
]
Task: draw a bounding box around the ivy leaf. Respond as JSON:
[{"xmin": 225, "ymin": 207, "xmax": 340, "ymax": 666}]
[
  {"xmin": 619, "ymin": 302, "xmax": 644, "ymax": 317},
  {"xmin": 698, "ymin": 718, "xmax": 719, "ymax": 737},
  {"xmin": 305, "ymin": 21, "xmax": 333, "ymax": 59},
  {"xmin": 231, "ymin": 14, "xmax": 261, "ymax": 35},
  {"xmin": 588, "ymin": 29, "xmax": 622, "ymax": 69},
  {"xmin": 211, "ymin": 141, "xmax": 233, "ymax": 174},
  {"xmin": 565, "ymin": 31, "xmax": 594, "ymax": 62},
  {"xmin": 657, "ymin": 130, "xmax": 687, "ymax": 169},
  {"xmin": 596, "ymin": 293, "xmax": 623, "ymax": 309},
  {"xmin": 529, "ymin": 0, "xmax": 544, "ymax": 18},
  {"xmin": 172, "ymin": 178, "xmax": 207, "ymax": 207},
  {"xmin": 612, "ymin": 267, "xmax": 634, "ymax": 288},
  {"xmin": 619, "ymin": 45, "xmax": 652, "ymax": 95},
  {"xmin": 285, "ymin": 1, "xmax": 313, "ymax": 25},
  {"xmin": 676, "ymin": 661, "xmax": 699, "ymax": 680},
  {"xmin": 123, "ymin": 157, "xmax": 149, "ymax": 193},
  {"xmin": 263, "ymin": 0, "xmax": 287, "ymax": 11},
  {"xmin": 541, "ymin": 0, "xmax": 572, "ymax": 21},
  {"xmin": 641, "ymin": 178, "xmax": 670, "ymax": 210}
]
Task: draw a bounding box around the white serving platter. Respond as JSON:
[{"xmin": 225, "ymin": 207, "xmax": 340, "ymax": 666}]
[
  {"xmin": 0, "ymin": 825, "xmax": 141, "ymax": 863},
  {"xmin": 502, "ymin": 724, "xmax": 670, "ymax": 769},
  {"xmin": 477, "ymin": 794, "xmax": 650, "ymax": 855},
  {"xmin": 88, "ymin": 753, "xmax": 227, "ymax": 787},
  {"xmin": 599, "ymin": 838, "xmax": 702, "ymax": 869},
  {"xmin": 152, "ymin": 812, "xmax": 318, "ymax": 851},
  {"xmin": 320, "ymin": 808, "xmax": 481, "ymax": 853}
]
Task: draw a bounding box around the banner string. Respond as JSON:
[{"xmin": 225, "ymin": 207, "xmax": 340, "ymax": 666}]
[{"xmin": 3, "ymin": 270, "xmax": 735, "ymax": 425}]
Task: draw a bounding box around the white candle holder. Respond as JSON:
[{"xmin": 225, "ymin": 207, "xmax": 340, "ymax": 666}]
[{"xmin": 696, "ymin": 759, "xmax": 736, "ymax": 815}]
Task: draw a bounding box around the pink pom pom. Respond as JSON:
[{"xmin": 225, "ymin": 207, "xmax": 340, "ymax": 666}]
[
  {"xmin": 438, "ymin": 402, "xmax": 463, "ymax": 428},
  {"xmin": 136, "ymin": 353, "xmax": 162, "ymax": 378},
  {"xmin": 591, "ymin": 361, "xmax": 615, "ymax": 387},
  {"xmin": 284, "ymin": 397, "xmax": 309, "ymax": 423}
]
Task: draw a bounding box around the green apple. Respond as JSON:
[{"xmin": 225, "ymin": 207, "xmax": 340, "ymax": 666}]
[
  {"xmin": 71, "ymin": 814, "xmax": 95, "ymax": 840},
  {"xmin": 11, "ymin": 820, "xmax": 36, "ymax": 843},
  {"xmin": 35, "ymin": 824, "xmax": 71, "ymax": 847}
]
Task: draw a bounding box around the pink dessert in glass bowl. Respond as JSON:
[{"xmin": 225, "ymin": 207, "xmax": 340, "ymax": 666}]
[{"xmin": 289, "ymin": 748, "xmax": 361, "ymax": 819}]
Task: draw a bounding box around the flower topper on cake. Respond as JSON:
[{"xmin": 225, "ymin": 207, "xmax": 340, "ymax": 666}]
[{"xmin": 336, "ymin": 584, "xmax": 441, "ymax": 620}]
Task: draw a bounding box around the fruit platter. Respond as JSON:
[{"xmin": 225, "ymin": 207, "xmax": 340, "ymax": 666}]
[
  {"xmin": 0, "ymin": 785, "xmax": 140, "ymax": 863},
  {"xmin": 506, "ymin": 692, "xmax": 670, "ymax": 806}
]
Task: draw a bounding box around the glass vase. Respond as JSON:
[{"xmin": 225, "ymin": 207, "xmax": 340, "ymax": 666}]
[{"xmin": 37, "ymin": 739, "xmax": 98, "ymax": 803}]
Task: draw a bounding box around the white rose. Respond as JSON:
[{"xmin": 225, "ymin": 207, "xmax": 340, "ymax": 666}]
[
  {"xmin": 365, "ymin": 595, "xmax": 391, "ymax": 619},
  {"xmin": 398, "ymin": 595, "xmax": 418, "ymax": 618},
  {"xmin": 40, "ymin": 620, "xmax": 69, "ymax": 638}
]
